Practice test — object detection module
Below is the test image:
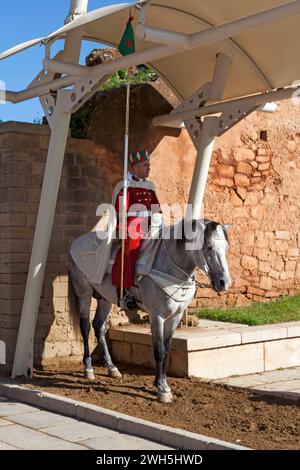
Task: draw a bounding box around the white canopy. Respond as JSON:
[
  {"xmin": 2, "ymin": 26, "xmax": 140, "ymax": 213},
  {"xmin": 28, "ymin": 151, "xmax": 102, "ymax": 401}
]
[
  {"xmin": 80, "ymin": 0, "xmax": 300, "ymax": 100},
  {"xmin": 2, "ymin": 1, "xmax": 300, "ymax": 101}
]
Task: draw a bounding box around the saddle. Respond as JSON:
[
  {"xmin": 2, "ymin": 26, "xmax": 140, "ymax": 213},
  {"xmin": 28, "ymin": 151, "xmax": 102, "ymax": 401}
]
[{"xmin": 106, "ymin": 235, "xmax": 162, "ymax": 278}]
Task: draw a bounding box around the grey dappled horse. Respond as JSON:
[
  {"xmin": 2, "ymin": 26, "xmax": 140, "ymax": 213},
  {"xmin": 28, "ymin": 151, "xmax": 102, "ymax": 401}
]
[{"xmin": 67, "ymin": 219, "xmax": 232, "ymax": 403}]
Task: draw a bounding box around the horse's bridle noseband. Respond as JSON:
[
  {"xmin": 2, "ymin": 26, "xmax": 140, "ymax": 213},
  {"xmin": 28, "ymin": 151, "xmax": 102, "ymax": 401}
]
[{"xmin": 162, "ymin": 239, "xmax": 211, "ymax": 288}]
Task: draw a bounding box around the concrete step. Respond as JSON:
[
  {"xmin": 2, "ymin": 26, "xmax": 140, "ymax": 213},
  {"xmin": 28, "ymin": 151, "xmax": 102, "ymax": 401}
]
[{"xmin": 108, "ymin": 321, "xmax": 300, "ymax": 379}]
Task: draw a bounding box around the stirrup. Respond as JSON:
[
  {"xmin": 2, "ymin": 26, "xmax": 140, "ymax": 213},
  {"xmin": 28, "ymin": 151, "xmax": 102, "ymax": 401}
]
[{"xmin": 122, "ymin": 290, "xmax": 139, "ymax": 311}]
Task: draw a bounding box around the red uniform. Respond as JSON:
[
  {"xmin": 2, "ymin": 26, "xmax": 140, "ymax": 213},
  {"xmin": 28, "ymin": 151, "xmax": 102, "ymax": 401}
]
[{"xmin": 112, "ymin": 175, "xmax": 161, "ymax": 289}]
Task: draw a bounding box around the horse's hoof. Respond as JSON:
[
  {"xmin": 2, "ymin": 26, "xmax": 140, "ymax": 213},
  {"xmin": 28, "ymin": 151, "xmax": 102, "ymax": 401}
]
[
  {"xmin": 84, "ymin": 369, "xmax": 95, "ymax": 380},
  {"xmin": 157, "ymin": 392, "xmax": 173, "ymax": 404},
  {"xmin": 108, "ymin": 368, "xmax": 122, "ymax": 379}
]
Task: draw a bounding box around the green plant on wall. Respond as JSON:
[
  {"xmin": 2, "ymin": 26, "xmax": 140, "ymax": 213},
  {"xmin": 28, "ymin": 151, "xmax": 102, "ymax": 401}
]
[{"xmin": 100, "ymin": 65, "xmax": 157, "ymax": 91}]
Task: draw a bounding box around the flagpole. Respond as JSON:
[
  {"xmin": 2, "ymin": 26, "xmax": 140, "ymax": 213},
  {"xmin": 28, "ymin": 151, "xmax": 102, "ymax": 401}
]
[
  {"xmin": 118, "ymin": 12, "xmax": 135, "ymax": 302},
  {"xmin": 120, "ymin": 69, "xmax": 131, "ymax": 300}
]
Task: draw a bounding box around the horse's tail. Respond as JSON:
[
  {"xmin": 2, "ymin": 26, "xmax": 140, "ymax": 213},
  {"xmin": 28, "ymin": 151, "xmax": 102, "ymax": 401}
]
[{"xmin": 67, "ymin": 259, "xmax": 81, "ymax": 336}]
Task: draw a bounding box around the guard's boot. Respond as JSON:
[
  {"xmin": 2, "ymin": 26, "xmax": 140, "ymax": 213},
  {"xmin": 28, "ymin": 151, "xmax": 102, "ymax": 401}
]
[{"xmin": 117, "ymin": 288, "xmax": 138, "ymax": 311}]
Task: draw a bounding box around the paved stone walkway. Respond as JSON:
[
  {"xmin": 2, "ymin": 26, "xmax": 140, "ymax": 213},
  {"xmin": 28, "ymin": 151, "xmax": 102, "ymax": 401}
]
[
  {"xmin": 215, "ymin": 366, "xmax": 300, "ymax": 400},
  {"xmin": 0, "ymin": 396, "xmax": 172, "ymax": 450}
]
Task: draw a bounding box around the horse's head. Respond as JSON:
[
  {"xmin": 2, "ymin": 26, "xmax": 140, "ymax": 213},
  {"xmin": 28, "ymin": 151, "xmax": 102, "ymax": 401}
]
[
  {"xmin": 200, "ymin": 220, "xmax": 232, "ymax": 292},
  {"xmin": 184, "ymin": 219, "xmax": 232, "ymax": 292}
]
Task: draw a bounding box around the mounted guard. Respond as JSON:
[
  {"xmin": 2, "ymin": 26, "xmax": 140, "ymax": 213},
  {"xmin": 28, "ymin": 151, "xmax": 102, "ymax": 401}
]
[{"xmin": 112, "ymin": 150, "xmax": 162, "ymax": 310}]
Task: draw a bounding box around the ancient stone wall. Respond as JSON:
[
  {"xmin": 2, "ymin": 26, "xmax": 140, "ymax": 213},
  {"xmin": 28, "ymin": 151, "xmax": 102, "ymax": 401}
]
[{"xmin": 193, "ymin": 101, "xmax": 300, "ymax": 309}]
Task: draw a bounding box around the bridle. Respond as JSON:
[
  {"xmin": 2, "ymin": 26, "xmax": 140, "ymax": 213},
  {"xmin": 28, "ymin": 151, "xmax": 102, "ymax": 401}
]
[{"xmin": 162, "ymin": 239, "xmax": 211, "ymax": 288}]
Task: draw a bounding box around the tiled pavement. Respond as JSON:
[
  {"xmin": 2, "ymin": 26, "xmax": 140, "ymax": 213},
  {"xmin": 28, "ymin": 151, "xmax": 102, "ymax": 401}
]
[
  {"xmin": 0, "ymin": 396, "xmax": 172, "ymax": 450},
  {"xmin": 214, "ymin": 366, "xmax": 300, "ymax": 400}
]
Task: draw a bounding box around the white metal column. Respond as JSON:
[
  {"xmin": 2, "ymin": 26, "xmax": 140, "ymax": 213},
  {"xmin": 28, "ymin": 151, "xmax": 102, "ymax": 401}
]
[
  {"xmin": 188, "ymin": 53, "xmax": 232, "ymax": 219},
  {"xmin": 12, "ymin": 0, "xmax": 88, "ymax": 378}
]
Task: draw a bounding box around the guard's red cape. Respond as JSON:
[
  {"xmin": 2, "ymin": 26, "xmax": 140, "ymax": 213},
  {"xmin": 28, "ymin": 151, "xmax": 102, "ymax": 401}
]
[{"xmin": 112, "ymin": 176, "xmax": 161, "ymax": 289}]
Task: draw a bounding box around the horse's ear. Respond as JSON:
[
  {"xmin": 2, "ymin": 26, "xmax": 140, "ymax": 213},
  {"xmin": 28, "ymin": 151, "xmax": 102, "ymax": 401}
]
[
  {"xmin": 192, "ymin": 219, "xmax": 206, "ymax": 231},
  {"xmin": 223, "ymin": 224, "xmax": 233, "ymax": 233}
]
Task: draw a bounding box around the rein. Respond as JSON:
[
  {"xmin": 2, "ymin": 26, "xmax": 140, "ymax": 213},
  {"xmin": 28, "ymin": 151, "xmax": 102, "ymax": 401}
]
[{"xmin": 162, "ymin": 239, "xmax": 211, "ymax": 288}]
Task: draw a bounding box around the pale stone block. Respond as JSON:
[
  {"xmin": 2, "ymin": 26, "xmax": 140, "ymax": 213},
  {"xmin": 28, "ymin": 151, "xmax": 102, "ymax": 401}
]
[
  {"xmin": 207, "ymin": 438, "xmax": 249, "ymax": 450},
  {"xmin": 0, "ymin": 424, "xmax": 87, "ymax": 450},
  {"xmin": 188, "ymin": 343, "xmax": 264, "ymax": 379},
  {"xmin": 185, "ymin": 330, "xmax": 241, "ymax": 351},
  {"xmin": 264, "ymin": 338, "xmax": 300, "ymax": 371},
  {"xmin": 82, "ymin": 434, "xmax": 171, "ymax": 450},
  {"xmin": 122, "ymin": 330, "xmax": 153, "ymax": 346},
  {"xmin": 240, "ymin": 325, "xmax": 286, "ymax": 344},
  {"xmin": 275, "ymin": 322, "xmax": 300, "ymax": 338},
  {"xmin": 7, "ymin": 410, "xmax": 76, "ymax": 429},
  {"xmin": 215, "ymin": 376, "xmax": 267, "ymax": 388},
  {"xmin": 118, "ymin": 416, "xmax": 162, "ymax": 444},
  {"xmin": 75, "ymin": 403, "xmax": 122, "ymax": 430},
  {"xmin": 249, "ymin": 367, "xmax": 300, "ymax": 382},
  {"xmin": 0, "ymin": 401, "xmax": 37, "ymax": 417},
  {"xmin": 253, "ymin": 380, "xmax": 300, "ymax": 393},
  {"xmin": 42, "ymin": 421, "xmax": 116, "ymax": 442},
  {"xmin": 181, "ymin": 430, "xmax": 209, "ymax": 450}
]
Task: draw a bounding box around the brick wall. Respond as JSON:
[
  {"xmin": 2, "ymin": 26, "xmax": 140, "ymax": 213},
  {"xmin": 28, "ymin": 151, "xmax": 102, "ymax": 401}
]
[{"xmin": 0, "ymin": 122, "xmax": 128, "ymax": 371}]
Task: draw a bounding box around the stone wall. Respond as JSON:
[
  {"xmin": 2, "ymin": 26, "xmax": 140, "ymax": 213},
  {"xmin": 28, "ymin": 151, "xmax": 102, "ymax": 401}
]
[
  {"xmin": 0, "ymin": 85, "xmax": 300, "ymax": 370},
  {"xmin": 193, "ymin": 100, "xmax": 300, "ymax": 309}
]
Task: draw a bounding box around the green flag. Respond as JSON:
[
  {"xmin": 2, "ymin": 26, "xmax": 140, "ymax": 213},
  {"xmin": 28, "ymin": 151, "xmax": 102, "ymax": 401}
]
[{"xmin": 118, "ymin": 17, "xmax": 136, "ymax": 56}]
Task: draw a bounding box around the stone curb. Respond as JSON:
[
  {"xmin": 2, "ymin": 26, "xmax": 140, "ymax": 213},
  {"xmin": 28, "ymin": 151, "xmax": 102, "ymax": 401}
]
[{"xmin": 0, "ymin": 381, "xmax": 250, "ymax": 450}]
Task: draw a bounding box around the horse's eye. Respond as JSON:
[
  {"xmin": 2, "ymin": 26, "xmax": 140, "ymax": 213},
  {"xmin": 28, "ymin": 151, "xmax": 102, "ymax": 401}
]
[{"xmin": 207, "ymin": 245, "xmax": 213, "ymax": 251}]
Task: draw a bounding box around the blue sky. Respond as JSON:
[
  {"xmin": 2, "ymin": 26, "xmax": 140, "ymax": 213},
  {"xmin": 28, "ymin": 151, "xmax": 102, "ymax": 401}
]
[{"xmin": 0, "ymin": 0, "xmax": 129, "ymax": 123}]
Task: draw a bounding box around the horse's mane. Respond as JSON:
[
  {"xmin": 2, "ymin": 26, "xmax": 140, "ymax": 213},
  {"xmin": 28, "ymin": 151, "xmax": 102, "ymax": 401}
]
[{"xmin": 169, "ymin": 219, "xmax": 229, "ymax": 244}]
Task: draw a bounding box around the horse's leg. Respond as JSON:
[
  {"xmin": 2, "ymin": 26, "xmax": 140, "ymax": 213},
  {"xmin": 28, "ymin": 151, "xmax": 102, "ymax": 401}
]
[
  {"xmin": 150, "ymin": 314, "xmax": 172, "ymax": 403},
  {"xmin": 92, "ymin": 298, "xmax": 122, "ymax": 379},
  {"xmin": 78, "ymin": 297, "xmax": 95, "ymax": 380},
  {"xmin": 160, "ymin": 312, "xmax": 184, "ymax": 401}
]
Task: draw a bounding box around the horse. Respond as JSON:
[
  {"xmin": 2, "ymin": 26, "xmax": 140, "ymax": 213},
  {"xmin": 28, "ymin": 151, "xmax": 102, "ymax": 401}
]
[{"xmin": 67, "ymin": 219, "xmax": 232, "ymax": 403}]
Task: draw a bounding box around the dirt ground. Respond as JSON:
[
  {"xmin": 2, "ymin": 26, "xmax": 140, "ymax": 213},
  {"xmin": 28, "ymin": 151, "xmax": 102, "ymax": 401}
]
[{"xmin": 17, "ymin": 362, "xmax": 300, "ymax": 450}]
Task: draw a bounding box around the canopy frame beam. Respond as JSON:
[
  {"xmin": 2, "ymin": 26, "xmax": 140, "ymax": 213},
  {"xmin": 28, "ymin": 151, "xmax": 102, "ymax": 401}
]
[
  {"xmin": 184, "ymin": 53, "xmax": 232, "ymax": 219},
  {"xmin": 153, "ymin": 85, "xmax": 300, "ymax": 129},
  {"xmin": 11, "ymin": 0, "xmax": 88, "ymax": 379}
]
